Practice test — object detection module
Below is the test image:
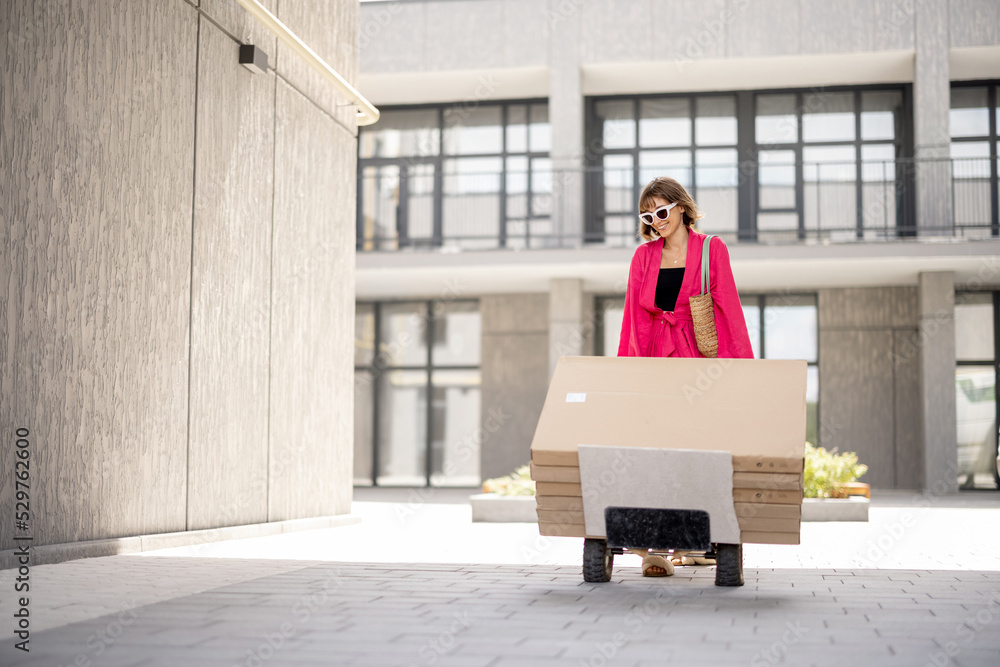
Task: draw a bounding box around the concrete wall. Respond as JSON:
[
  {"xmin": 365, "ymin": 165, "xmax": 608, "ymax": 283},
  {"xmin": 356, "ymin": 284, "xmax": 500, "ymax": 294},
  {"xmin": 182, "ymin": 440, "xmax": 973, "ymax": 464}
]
[
  {"xmin": 818, "ymin": 287, "xmax": 923, "ymax": 489},
  {"xmin": 0, "ymin": 0, "xmax": 358, "ymax": 550},
  {"xmin": 360, "ymin": 0, "xmax": 999, "ymax": 75},
  {"xmin": 481, "ymin": 294, "xmax": 550, "ymax": 479},
  {"xmin": 359, "ymin": 0, "xmax": 550, "ymax": 74},
  {"xmin": 919, "ymin": 272, "xmax": 958, "ymax": 494}
]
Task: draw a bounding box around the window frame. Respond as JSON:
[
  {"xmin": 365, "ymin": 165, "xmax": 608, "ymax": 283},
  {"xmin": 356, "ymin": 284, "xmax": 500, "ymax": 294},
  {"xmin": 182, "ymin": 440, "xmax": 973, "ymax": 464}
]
[
  {"xmin": 954, "ymin": 290, "xmax": 1000, "ymax": 490},
  {"xmin": 949, "ymin": 80, "xmax": 1000, "ymax": 236},
  {"xmin": 585, "ymin": 84, "xmax": 914, "ymax": 244},
  {"xmin": 585, "ymin": 91, "xmax": 742, "ymax": 245},
  {"xmin": 354, "ymin": 299, "xmax": 482, "ymax": 487},
  {"xmin": 356, "ymin": 99, "xmax": 551, "ymax": 251}
]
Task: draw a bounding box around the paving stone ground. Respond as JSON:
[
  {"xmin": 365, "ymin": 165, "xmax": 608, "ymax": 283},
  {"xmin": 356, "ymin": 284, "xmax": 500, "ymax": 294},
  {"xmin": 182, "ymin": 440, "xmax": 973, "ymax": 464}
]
[{"xmin": 2, "ymin": 491, "xmax": 999, "ymax": 666}]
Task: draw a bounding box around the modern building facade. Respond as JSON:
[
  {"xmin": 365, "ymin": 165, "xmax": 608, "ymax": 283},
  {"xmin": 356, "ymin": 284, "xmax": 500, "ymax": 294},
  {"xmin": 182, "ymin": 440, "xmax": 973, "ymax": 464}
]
[
  {"xmin": 354, "ymin": 0, "xmax": 1000, "ymax": 493},
  {"xmin": 1, "ymin": 0, "xmax": 360, "ymax": 552}
]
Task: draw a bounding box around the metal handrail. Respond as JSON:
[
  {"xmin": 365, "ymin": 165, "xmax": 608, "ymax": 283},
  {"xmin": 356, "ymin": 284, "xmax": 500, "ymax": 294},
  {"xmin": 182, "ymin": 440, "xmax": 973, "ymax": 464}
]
[
  {"xmin": 356, "ymin": 156, "xmax": 999, "ymax": 251},
  {"xmin": 234, "ymin": 0, "xmax": 380, "ymax": 126}
]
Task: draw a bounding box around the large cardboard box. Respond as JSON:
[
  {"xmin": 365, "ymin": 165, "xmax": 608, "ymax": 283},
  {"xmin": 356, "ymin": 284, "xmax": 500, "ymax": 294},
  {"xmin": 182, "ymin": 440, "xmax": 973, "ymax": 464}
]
[
  {"xmin": 530, "ymin": 357, "xmax": 808, "ymax": 545},
  {"xmin": 531, "ymin": 357, "xmax": 806, "ymax": 461}
]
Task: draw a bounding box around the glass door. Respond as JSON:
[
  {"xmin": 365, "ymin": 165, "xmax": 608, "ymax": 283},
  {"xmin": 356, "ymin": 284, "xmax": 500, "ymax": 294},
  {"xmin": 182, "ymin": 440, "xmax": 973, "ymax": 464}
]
[{"xmin": 955, "ymin": 292, "xmax": 1000, "ymax": 490}]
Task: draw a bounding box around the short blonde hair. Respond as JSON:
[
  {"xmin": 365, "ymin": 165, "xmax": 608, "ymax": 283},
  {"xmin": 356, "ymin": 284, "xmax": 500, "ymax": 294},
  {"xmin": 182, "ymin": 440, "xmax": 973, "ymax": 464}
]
[{"xmin": 637, "ymin": 177, "xmax": 704, "ymax": 242}]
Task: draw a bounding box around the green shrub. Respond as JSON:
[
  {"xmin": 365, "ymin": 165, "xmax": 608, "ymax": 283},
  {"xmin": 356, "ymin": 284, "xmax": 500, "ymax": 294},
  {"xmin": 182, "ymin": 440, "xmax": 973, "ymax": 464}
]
[
  {"xmin": 804, "ymin": 442, "xmax": 868, "ymax": 498},
  {"xmin": 482, "ymin": 464, "xmax": 536, "ymax": 496}
]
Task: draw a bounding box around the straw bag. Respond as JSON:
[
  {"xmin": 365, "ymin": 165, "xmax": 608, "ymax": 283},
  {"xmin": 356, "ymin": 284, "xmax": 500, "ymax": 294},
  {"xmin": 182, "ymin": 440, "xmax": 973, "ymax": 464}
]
[{"xmin": 689, "ymin": 234, "xmax": 718, "ymax": 358}]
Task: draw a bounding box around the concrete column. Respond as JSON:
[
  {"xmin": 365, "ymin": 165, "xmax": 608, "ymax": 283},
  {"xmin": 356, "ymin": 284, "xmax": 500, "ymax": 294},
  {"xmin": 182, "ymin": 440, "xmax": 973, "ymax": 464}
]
[
  {"xmin": 918, "ymin": 271, "xmax": 957, "ymax": 493},
  {"xmin": 548, "ymin": 6, "xmax": 584, "ymax": 246},
  {"xmin": 480, "ymin": 294, "xmax": 549, "ymax": 479},
  {"xmin": 549, "ymin": 278, "xmax": 585, "ymax": 377},
  {"xmin": 817, "ymin": 287, "xmax": 921, "ymax": 490},
  {"xmin": 913, "ymin": 0, "xmax": 952, "ymax": 235}
]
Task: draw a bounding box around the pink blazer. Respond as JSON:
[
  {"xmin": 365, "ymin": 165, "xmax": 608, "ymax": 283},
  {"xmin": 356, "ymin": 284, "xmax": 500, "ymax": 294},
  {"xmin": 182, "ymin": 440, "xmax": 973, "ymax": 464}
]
[{"xmin": 617, "ymin": 231, "xmax": 754, "ymax": 359}]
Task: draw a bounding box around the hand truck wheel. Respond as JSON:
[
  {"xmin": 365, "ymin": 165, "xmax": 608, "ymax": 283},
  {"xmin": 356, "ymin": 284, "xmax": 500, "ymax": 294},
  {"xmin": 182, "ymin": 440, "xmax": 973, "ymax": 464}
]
[
  {"xmin": 714, "ymin": 543, "xmax": 744, "ymax": 587},
  {"xmin": 583, "ymin": 538, "xmax": 613, "ymax": 582}
]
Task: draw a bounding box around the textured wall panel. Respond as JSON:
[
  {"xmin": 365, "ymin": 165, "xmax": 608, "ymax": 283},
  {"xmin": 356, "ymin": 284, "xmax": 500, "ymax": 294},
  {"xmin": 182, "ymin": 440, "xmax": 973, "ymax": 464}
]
[
  {"xmin": 482, "ymin": 293, "xmax": 549, "ymax": 334},
  {"xmin": 425, "ymin": 1, "xmax": 505, "ymax": 71},
  {"xmin": 873, "ymin": 0, "xmax": 916, "ymax": 51},
  {"xmin": 919, "ymin": 271, "xmax": 957, "ymax": 493},
  {"xmin": 819, "ymin": 287, "xmax": 918, "ymax": 329},
  {"xmin": 480, "ymin": 294, "xmax": 550, "ymax": 479},
  {"xmin": 268, "ymin": 79, "xmax": 355, "ymax": 521},
  {"xmin": 276, "ymin": 0, "xmax": 359, "ymax": 132},
  {"xmin": 800, "ymin": 0, "xmax": 875, "ymax": 53},
  {"xmin": 186, "ymin": 19, "xmax": 275, "ymax": 531},
  {"xmin": 949, "ymin": 0, "xmax": 1000, "ymax": 48},
  {"xmin": 360, "ymin": 0, "xmax": 549, "ymax": 74},
  {"xmin": 549, "ymin": 278, "xmax": 586, "ymax": 377},
  {"xmin": 2, "ymin": 0, "xmax": 358, "ymax": 551},
  {"xmin": 0, "ymin": 0, "xmax": 197, "ymax": 549},
  {"xmin": 639, "ymin": 0, "xmax": 730, "ymax": 63},
  {"xmin": 890, "ymin": 286, "xmax": 919, "ymax": 328},
  {"xmin": 725, "ymin": 0, "xmax": 801, "ymax": 57},
  {"xmin": 501, "ymin": 0, "xmax": 551, "ymax": 68},
  {"xmin": 894, "ymin": 328, "xmax": 923, "ymax": 489},
  {"xmin": 914, "ymin": 0, "xmax": 952, "ymax": 236},
  {"xmin": 818, "ymin": 287, "xmax": 921, "ymax": 489},
  {"xmin": 481, "ymin": 333, "xmax": 550, "ymax": 479},
  {"xmin": 580, "ymin": 0, "xmax": 652, "ymax": 64},
  {"xmin": 819, "ymin": 329, "xmax": 896, "ymax": 488},
  {"xmin": 358, "ymin": 0, "xmax": 997, "ymax": 77},
  {"xmin": 358, "ymin": 1, "xmax": 426, "ymax": 74},
  {"xmin": 200, "ymin": 0, "xmax": 278, "ymax": 57}
]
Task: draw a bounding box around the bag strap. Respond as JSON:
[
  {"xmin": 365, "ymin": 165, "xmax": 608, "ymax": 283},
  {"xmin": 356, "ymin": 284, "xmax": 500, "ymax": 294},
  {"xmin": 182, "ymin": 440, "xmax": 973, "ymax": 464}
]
[{"xmin": 700, "ymin": 234, "xmax": 715, "ymax": 296}]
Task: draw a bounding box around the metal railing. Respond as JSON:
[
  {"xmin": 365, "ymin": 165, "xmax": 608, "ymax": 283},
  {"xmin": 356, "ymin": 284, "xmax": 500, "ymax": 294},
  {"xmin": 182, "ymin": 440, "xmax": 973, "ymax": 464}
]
[{"xmin": 356, "ymin": 157, "xmax": 999, "ymax": 251}]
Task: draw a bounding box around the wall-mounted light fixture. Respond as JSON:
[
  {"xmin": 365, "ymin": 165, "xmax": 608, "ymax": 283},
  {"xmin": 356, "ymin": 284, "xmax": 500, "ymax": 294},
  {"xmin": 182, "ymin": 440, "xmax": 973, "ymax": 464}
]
[{"xmin": 239, "ymin": 44, "xmax": 268, "ymax": 74}]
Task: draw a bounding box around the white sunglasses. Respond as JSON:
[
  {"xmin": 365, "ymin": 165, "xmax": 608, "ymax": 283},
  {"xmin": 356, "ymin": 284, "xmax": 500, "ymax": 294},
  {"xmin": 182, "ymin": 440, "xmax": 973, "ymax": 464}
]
[{"xmin": 638, "ymin": 202, "xmax": 678, "ymax": 226}]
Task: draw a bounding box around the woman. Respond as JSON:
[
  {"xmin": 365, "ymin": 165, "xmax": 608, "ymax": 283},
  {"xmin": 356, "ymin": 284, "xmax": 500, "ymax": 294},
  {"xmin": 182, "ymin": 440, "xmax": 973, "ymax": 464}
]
[{"xmin": 618, "ymin": 176, "xmax": 754, "ymax": 576}]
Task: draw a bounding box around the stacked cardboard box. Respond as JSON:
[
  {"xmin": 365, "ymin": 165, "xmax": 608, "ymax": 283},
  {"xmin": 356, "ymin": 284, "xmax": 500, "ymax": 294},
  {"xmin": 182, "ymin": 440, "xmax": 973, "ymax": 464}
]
[
  {"xmin": 529, "ymin": 357, "xmax": 808, "ymax": 545},
  {"xmin": 531, "ymin": 454, "xmax": 803, "ymax": 543},
  {"xmin": 730, "ymin": 455, "xmax": 803, "ymax": 545}
]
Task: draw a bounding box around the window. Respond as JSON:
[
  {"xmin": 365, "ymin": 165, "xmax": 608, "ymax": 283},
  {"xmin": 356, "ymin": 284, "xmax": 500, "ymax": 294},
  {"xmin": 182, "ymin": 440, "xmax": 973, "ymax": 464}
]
[
  {"xmin": 754, "ymin": 89, "xmax": 905, "ymax": 241},
  {"xmin": 950, "ymin": 83, "xmax": 1000, "ymax": 237},
  {"xmin": 742, "ymin": 295, "xmax": 820, "ymax": 445},
  {"xmin": 354, "ymin": 301, "xmax": 482, "ymax": 487},
  {"xmin": 357, "ymin": 102, "xmax": 551, "ymax": 251},
  {"xmin": 587, "ymin": 86, "xmax": 909, "ymax": 246},
  {"xmin": 594, "ymin": 294, "xmax": 820, "ymax": 444},
  {"xmin": 588, "ymin": 94, "xmax": 740, "ymax": 246},
  {"xmin": 954, "ymin": 292, "xmax": 999, "ymax": 490}
]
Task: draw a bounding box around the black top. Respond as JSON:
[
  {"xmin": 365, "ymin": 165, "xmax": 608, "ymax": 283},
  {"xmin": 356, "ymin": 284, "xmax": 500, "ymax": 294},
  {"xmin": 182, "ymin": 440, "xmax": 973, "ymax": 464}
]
[{"xmin": 654, "ymin": 267, "xmax": 685, "ymax": 312}]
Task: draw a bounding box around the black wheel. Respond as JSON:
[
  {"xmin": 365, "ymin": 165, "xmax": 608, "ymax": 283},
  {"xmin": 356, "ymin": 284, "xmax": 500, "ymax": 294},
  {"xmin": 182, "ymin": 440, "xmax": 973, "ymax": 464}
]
[
  {"xmin": 583, "ymin": 538, "xmax": 613, "ymax": 582},
  {"xmin": 714, "ymin": 543, "xmax": 743, "ymax": 587}
]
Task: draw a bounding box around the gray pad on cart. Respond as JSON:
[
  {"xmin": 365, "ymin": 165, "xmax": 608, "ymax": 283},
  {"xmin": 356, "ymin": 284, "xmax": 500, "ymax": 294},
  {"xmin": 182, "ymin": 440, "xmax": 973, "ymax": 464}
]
[{"xmin": 577, "ymin": 445, "xmax": 741, "ymax": 544}]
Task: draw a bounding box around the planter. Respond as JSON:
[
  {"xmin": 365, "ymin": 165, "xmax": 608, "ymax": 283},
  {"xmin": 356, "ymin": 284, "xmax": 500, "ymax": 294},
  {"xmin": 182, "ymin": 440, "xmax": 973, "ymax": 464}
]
[
  {"xmin": 830, "ymin": 482, "xmax": 871, "ymax": 499},
  {"xmin": 470, "ymin": 493, "xmax": 868, "ymax": 523},
  {"xmin": 469, "ymin": 493, "xmax": 537, "ymax": 522},
  {"xmin": 801, "ymin": 496, "xmax": 869, "ymax": 522}
]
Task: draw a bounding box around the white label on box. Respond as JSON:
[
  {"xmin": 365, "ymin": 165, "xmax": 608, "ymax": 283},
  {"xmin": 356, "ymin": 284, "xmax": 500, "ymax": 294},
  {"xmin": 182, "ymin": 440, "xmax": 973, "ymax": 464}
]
[{"xmin": 565, "ymin": 392, "xmax": 586, "ymax": 403}]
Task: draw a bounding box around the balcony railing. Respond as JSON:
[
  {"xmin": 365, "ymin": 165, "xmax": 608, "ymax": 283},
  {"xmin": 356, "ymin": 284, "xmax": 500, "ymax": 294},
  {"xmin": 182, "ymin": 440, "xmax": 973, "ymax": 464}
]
[{"xmin": 356, "ymin": 157, "xmax": 999, "ymax": 251}]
